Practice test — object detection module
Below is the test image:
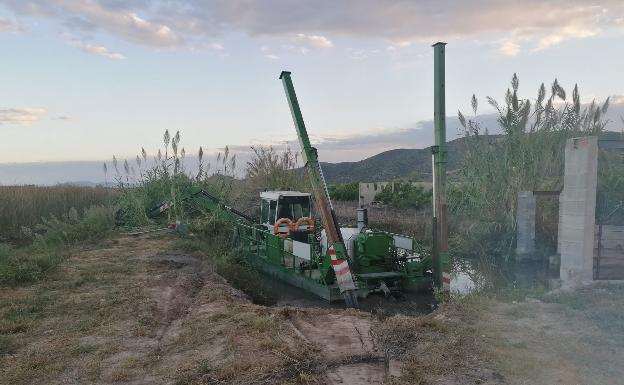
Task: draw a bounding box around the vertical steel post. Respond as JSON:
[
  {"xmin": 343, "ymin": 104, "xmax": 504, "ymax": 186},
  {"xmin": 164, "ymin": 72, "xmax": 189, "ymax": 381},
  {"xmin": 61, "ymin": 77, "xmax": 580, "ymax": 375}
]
[
  {"xmin": 279, "ymin": 71, "xmax": 359, "ymax": 308},
  {"xmin": 432, "ymin": 42, "xmax": 450, "ymax": 292}
]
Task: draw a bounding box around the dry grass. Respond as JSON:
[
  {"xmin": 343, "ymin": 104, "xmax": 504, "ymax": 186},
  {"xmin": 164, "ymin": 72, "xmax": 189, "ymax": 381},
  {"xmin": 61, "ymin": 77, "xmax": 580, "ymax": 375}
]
[
  {"xmin": 372, "ymin": 299, "xmax": 501, "ymax": 385},
  {"xmin": 0, "ymin": 235, "xmax": 328, "ymax": 385},
  {"xmin": 0, "ymin": 185, "xmax": 114, "ymax": 242},
  {"xmin": 3, "ymin": 230, "xmax": 622, "ymax": 385}
]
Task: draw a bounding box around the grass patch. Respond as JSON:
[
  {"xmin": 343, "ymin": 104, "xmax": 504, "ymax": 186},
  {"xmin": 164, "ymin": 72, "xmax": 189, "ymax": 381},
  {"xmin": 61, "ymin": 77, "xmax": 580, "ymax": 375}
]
[
  {"xmin": 0, "ymin": 185, "xmax": 114, "ymax": 243},
  {"xmin": 174, "ymin": 358, "xmax": 216, "ymax": 385},
  {"xmin": 175, "ymin": 237, "xmax": 278, "ymax": 306},
  {"xmin": 542, "ymin": 291, "xmax": 588, "ymax": 310},
  {"xmin": 0, "ymin": 334, "xmax": 17, "ymax": 355},
  {"xmin": 0, "ymin": 244, "xmax": 63, "ymax": 286},
  {"xmin": 71, "ymin": 343, "xmax": 98, "ymax": 355},
  {"xmin": 0, "ymin": 292, "xmax": 50, "ymax": 336},
  {"xmin": 0, "ymin": 205, "xmax": 116, "ymax": 288},
  {"xmin": 29, "ymin": 205, "xmax": 116, "ymax": 249}
]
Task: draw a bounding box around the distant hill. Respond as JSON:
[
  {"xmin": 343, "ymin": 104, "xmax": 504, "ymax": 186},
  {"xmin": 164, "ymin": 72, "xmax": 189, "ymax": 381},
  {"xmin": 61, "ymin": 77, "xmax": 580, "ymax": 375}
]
[
  {"xmin": 320, "ymin": 131, "xmax": 623, "ymax": 184},
  {"xmin": 320, "ymin": 136, "xmax": 472, "ymax": 183}
]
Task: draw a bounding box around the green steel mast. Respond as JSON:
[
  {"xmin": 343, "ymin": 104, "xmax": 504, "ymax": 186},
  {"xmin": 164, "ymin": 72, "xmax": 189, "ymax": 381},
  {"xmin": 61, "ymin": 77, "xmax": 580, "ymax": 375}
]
[
  {"xmin": 432, "ymin": 42, "xmax": 450, "ymax": 292},
  {"xmin": 279, "ymin": 71, "xmax": 359, "ymax": 308}
]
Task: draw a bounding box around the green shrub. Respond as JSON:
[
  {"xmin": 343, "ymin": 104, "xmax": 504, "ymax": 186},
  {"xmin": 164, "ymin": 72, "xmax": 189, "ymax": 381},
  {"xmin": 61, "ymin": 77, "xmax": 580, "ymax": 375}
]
[
  {"xmin": 0, "ymin": 206, "xmax": 113, "ymax": 287},
  {"xmin": 0, "ymin": 244, "xmax": 62, "ymax": 286},
  {"xmin": 0, "ymin": 185, "xmax": 114, "ymax": 243},
  {"xmin": 114, "ymin": 188, "xmax": 152, "ymax": 228},
  {"xmin": 29, "ymin": 205, "xmax": 115, "ymax": 249},
  {"xmin": 375, "ymin": 181, "xmax": 432, "ymax": 209},
  {"xmin": 597, "ymin": 149, "xmax": 624, "ymax": 225},
  {"xmin": 328, "ymin": 182, "xmax": 359, "ymax": 201}
]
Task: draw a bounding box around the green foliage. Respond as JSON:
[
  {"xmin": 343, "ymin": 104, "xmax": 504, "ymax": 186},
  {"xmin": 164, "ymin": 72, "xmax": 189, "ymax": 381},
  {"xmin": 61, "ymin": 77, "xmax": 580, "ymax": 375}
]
[
  {"xmin": 27, "ymin": 205, "xmax": 115, "ymax": 249},
  {"xmin": 328, "ymin": 182, "xmax": 359, "ymax": 201},
  {"xmin": 114, "ymin": 187, "xmax": 151, "ymax": 228},
  {"xmin": 0, "ymin": 243, "xmax": 62, "ymax": 286},
  {"xmin": 0, "ymin": 185, "xmax": 113, "ymax": 243},
  {"xmin": 1, "ymin": 204, "xmax": 113, "ymax": 287},
  {"xmin": 597, "ymin": 148, "xmax": 624, "ymax": 225},
  {"xmin": 374, "ymin": 181, "xmax": 432, "ymax": 209},
  {"xmin": 111, "ymin": 130, "xmax": 240, "ymax": 228},
  {"xmin": 245, "ymin": 146, "xmax": 304, "ymax": 191},
  {"xmin": 111, "ymin": 132, "xmax": 306, "ymax": 229},
  {"xmin": 454, "ymin": 75, "xmax": 610, "ymax": 259}
]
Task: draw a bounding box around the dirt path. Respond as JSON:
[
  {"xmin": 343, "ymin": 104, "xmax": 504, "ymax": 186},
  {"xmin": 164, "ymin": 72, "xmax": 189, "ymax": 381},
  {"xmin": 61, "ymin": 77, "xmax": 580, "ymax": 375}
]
[
  {"xmin": 2, "ymin": 235, "xmax": 622, "ymax": 384},
  {"xmin": 289, "ymin": 312, "xmax": 399, "ymax": 384},
  {"xmin": 476, "ymin": 288, "xmax": 624, "ymax": 385},
  {"xmin": 0, "ymin": 235, "xmax": 403, "ymax": 384}
]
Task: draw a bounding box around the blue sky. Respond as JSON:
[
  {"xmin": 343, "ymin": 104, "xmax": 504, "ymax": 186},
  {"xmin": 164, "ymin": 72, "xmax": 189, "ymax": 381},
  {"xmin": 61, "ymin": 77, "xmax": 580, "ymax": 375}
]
[{"xmin": 1, "ymin": 0, "xmax": 623, "ymax": 171}]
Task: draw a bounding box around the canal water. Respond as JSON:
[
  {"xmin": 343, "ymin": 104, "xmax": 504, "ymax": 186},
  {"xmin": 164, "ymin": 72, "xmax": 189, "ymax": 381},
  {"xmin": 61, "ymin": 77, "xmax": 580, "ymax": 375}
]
[
  {"xmin": 450, "ymin": 254, "xmax": 559, "ymax": 294},
  {"xmin": 252, "ymin": 254, "xmax": 557, "ymax": 314}
]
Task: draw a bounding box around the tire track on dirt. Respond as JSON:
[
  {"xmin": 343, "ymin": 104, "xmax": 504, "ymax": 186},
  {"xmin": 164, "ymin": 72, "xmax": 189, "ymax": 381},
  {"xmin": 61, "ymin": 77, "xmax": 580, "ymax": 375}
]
[{"xmin": 289, "ymin": 312, "xmax": 400, "ymax": 384}]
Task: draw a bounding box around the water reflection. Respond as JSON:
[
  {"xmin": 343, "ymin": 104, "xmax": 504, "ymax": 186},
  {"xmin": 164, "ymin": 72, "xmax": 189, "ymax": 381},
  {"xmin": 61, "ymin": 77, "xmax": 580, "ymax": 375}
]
[
  {"xmin": 450, "ymin": 253, "xmax": 559, "ymax": 295},
  {"xmin": 450, "ymin": 258, "xmax": 488, "ymax": 294}
]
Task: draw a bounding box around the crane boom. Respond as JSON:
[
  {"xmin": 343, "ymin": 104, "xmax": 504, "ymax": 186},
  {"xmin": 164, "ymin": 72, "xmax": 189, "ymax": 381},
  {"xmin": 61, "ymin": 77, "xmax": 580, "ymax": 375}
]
[
  {"xmin": 150, "ymin": 186, "xmax": 254, "ymax": 224},
  {"xmin": 279, "ymin": 71, "xmax": 359, "ymax": 308}
]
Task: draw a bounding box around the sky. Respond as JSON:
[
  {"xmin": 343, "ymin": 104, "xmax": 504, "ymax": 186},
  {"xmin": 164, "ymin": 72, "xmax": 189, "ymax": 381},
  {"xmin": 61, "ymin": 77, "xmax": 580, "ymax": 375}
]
[{"xmin": 1, "ymin": 1, "xmax": 624, "ymax": 184}]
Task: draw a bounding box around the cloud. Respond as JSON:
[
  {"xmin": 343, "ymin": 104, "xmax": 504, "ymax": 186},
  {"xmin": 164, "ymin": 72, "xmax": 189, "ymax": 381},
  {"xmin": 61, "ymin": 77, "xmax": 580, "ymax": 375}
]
[
  {"xmin": 0, "ymin": 17, "xmax": 25, "ymax": 33},
  {"xmin": 183, "ymin": 0, "xmax": 623, "ymax": 56},
  {"xmin": 3, "ymin": 0, "xmax": 624, "ymax": 56},
  {"xmin": 498, "ymin": 39, "xmax": 521, "ymax": 57},
  {"xmin": 63, "ymin": 33, "xmax": 125, "ymax": 59},
  {"xmin": 0, "ymin": 108, "xmax": 47, "ymax": 126},
  {"xmin": 260, "ymin": 45, "xmax": 279, "ymax": 60},
  {"xmin": 78, "ymin": 42, "xmax": 125, "ymax": 59},
  {"xmin": 5, "ymin": 0, "xmax": 182, "ymax": 47},
  {"xmin": 295, "ymin": 33, "xmax": 333, "ymax": 48}
]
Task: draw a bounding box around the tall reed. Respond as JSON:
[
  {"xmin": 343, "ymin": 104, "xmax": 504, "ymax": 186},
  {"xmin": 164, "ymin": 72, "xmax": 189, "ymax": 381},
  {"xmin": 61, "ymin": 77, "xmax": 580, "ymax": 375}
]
[
  {"xmin": 0, "ymin": 185, "xmax": 113, "ymax": 242},
  {"xmin": 453, "ymin": 74, "xmax": 611, "ymax": 259}
]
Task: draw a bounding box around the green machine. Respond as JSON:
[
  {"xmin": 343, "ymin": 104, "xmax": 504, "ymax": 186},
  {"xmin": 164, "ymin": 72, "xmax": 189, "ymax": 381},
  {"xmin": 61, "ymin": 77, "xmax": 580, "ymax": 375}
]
[
  {"xmin": 155, "ymin": 184, "xmax": 432, "ymax": 305},
  {"xmin": 153, "ymin": 43, "xmax": 450, "ymax": 306}
]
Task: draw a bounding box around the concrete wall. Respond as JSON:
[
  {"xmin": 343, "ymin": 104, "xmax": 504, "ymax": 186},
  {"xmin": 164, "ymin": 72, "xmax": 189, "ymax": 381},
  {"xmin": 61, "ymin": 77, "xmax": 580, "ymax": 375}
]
[
  {"xmin": 358, "ymin": 181, "xmax": 433, "ymax": 207},
  {"xmin": 358, "ymin": 182, "xmax": 390, "ymax": 207},
  {"xmin": 558, "ymin": 136, "xmax": 598, "ymax": 286},
  {"xmin": 516, "ymin": 191, "xmax": 536, "ymax": 258}
]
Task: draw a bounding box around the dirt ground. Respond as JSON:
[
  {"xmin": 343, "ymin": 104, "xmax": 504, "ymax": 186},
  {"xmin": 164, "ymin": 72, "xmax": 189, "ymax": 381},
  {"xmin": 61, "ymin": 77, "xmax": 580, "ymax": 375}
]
[{"xmin": 1, "ymin": 235, "xmax": 623, "ymax": 385}]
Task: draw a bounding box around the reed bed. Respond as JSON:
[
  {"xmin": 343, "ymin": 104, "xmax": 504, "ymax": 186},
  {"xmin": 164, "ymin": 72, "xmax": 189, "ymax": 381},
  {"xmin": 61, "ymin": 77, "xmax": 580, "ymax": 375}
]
[{"xmin": 0, "ymin": 185, "xmax": 114, "ymax": 242}]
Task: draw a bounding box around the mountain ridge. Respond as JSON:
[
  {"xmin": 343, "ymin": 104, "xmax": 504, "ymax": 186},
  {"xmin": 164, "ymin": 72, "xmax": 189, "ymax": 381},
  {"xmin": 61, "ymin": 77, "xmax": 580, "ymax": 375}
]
[
  {"xmin": 319, "ymin": 136, "xmax": 471, "ymax": 183},
  {"xmin": 319, "ymin": 131, "xmax": 623, "ymax": 184}
]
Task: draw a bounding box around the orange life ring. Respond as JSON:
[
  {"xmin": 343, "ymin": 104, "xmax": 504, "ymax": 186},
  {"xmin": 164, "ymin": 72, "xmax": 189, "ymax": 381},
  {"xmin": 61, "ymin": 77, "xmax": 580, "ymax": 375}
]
[
  {"xmin": 294, "ymin": 217, "xmax": 315, "ymax": 233},
  {"xmin": 273, "ymin": 217, "xmax": 293, "ymax": 238}
]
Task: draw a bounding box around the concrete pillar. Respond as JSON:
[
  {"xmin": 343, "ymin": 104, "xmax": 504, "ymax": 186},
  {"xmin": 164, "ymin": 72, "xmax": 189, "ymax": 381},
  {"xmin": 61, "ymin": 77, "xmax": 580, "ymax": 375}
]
[
  {"xmin": 516, "ymin": 191, "xmax": 536, "ymax": 258},
  {"xmin": 559, "ymin": 136, "xmax": 598, "ymax": 286}
]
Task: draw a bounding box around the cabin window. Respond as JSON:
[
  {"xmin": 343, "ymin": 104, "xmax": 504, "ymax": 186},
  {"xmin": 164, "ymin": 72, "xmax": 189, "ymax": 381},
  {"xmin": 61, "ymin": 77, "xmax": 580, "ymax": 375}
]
[
  {"xmin": 260, "ymin": 199, "xmax": 270, "ymax": 223},
  {"xmin": 268, "ymin": 200, "xmax": 277, "ymax": 224},
  {"xmin": 277, "ymin": 196, "xmax": 311, "ymax": 220}
]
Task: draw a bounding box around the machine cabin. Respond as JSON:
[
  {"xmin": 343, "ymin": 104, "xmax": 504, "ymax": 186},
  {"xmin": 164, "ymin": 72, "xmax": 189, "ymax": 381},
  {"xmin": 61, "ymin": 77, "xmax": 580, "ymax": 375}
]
[{"xmin": 259, "ymin": 191, "xmax": 312, "ymax": 231}]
